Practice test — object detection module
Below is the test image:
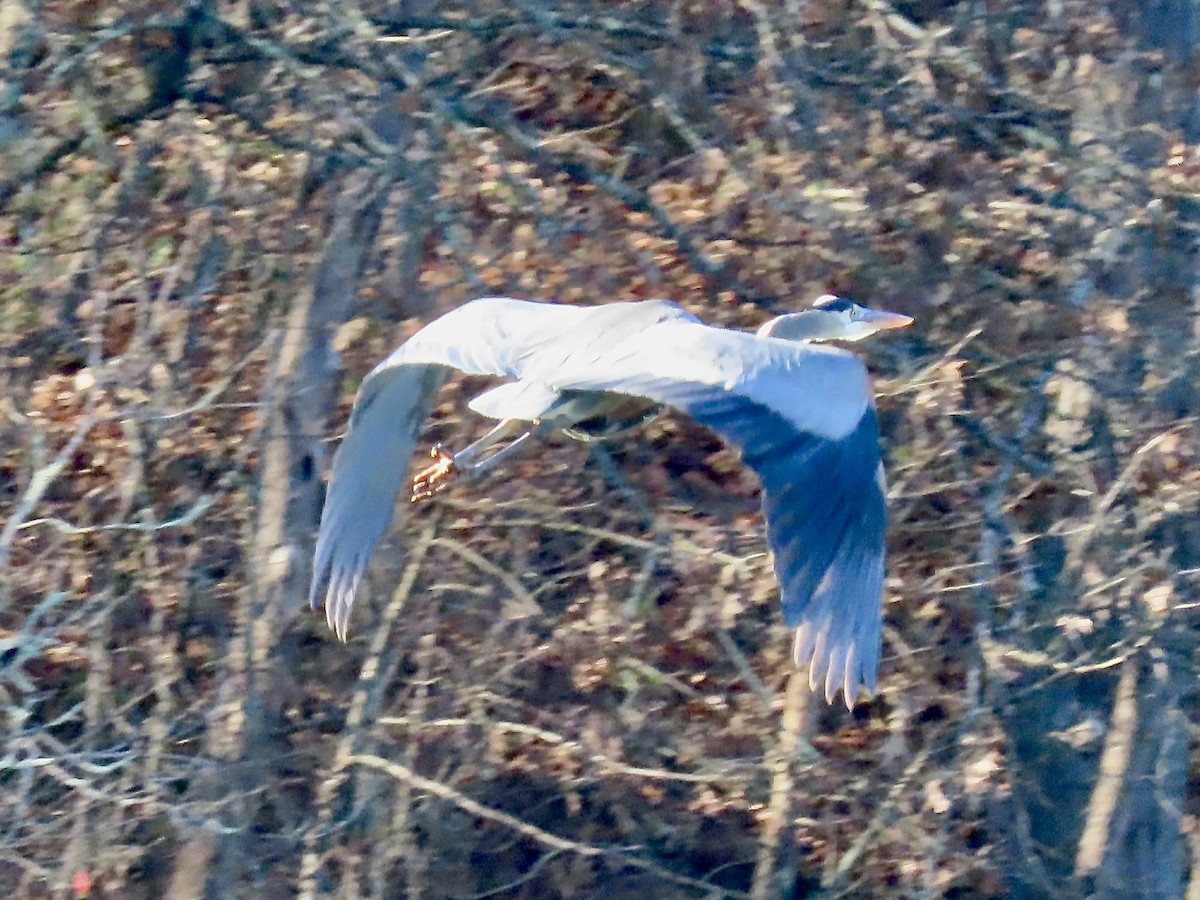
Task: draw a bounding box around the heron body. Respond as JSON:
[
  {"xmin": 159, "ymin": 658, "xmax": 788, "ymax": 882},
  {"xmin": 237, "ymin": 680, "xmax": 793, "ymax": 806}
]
[{"xmin": 310, "ymin": 295, "xmax": 911, "ymax": 707}]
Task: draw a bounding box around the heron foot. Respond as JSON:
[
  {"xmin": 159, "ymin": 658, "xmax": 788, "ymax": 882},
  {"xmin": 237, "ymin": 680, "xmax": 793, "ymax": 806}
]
[{"xmin": 411, "ymin": 444, "xmax": 455, "ymax": 502}]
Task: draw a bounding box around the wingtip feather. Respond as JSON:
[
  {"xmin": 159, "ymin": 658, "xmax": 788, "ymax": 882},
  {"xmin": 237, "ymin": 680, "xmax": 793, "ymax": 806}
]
[
  {"xmin": 823, "ymin": 643, "xmax": 847, "ymax": 705},
  {"xmin": 794, "ymin": 618, "xmax": 876, "ymax": 709}
]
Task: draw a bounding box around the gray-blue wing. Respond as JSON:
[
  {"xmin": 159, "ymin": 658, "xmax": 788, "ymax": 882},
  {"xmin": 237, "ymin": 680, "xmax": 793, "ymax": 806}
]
[
  {"xmin": 546, "ymin": 318, "xmax": 887, "ymax": 706},
  {"xmin": 310, "ymin": 363, "xmax": 446, "ymax": 639},
  {"xmin": 310, "ymin": 297, "xmax": 700, "ymax": 637},
  {"xmin": 552, "ymin": 348, "xmax": 887, "ymax": 706},
  {"xmin": 663, "ymin": 388, "xmax": 885, "ymax": 706},
  {"xmin": 309, "ymin": 297, "xmax": 566, "ymax": 638}
]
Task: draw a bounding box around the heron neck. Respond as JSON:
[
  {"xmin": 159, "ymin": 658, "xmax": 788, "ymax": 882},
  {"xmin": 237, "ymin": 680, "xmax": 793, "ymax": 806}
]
[{"xmin": 756, "ymin": 311, "xmax": 838, "ymax": 342}]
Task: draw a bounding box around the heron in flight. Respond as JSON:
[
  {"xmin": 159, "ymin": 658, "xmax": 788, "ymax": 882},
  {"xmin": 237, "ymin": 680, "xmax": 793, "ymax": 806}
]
[{"xmin": 310, "ymin": 295, "xmax": 911, "ymax": 706}]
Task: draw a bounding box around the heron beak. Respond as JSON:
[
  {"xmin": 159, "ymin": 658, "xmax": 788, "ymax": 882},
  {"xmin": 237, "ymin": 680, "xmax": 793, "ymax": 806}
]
[{"xmin": 861, "ymin": 308, "xmax": 914, "ymax": 331}]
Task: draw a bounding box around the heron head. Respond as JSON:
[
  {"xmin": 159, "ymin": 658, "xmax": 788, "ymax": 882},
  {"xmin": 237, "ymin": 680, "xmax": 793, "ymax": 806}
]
[{"xmin": 758, "ymin": 295, "xmax": 913, "ymax": 343}]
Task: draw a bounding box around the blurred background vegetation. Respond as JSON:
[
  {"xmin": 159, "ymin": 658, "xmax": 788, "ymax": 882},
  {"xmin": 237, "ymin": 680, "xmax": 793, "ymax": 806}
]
[{"xmin": 0, "ymin": 0, "xmax": 1197, "ymax": 897}]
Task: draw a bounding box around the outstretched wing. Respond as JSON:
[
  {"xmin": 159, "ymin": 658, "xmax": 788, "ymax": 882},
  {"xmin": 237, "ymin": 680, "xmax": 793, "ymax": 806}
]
[
  {"xmin": 553, "ymin": 320, "xmax": 888, "ymax": 706},
  {"xmin": 310, "ymin": 297, "xmax": 697, "ymax": 637},
  {"xmin": 725, "ymin": 399, "xmax": 884, "ymax": 707},
  {"xmin": 310, "ymin": 363, "xmax": 445, "ymax": 639}
]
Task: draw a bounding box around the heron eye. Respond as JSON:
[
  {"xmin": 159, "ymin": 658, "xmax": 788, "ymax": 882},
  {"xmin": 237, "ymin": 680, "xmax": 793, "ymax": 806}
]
[{"xmin": 848, "ymin": 307, "xmax": 861, "ymax": 321}]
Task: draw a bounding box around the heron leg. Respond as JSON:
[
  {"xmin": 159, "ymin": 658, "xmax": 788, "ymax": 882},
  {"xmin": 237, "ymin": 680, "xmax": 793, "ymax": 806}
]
[
  {"xmin": 459, "ymin": 427, "xmax": 539, "ymax": 477},
  {"xmin": 411, "ymin": 420, "xmax": 540, "ymax": 502}
]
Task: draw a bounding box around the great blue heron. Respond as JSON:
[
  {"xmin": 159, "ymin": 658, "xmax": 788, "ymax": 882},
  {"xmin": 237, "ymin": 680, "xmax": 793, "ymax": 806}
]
[{"xmin": 310, "ymin": 295, "xmax": 912, "ymax": 706}]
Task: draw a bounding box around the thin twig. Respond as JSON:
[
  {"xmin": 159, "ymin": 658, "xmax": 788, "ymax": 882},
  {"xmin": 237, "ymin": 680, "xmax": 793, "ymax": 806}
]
[
  {"xmin": 350, "ymin": 752, "xmax": 748, "ymax": 897},
  {"xmin": 16, "ymin": 496, "xmax": 215, "ymax": 537}
]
